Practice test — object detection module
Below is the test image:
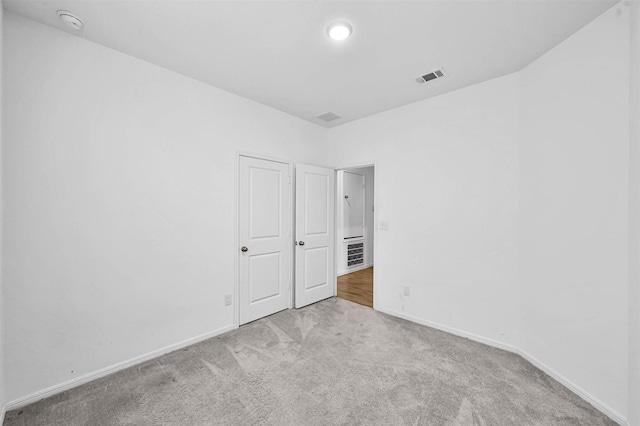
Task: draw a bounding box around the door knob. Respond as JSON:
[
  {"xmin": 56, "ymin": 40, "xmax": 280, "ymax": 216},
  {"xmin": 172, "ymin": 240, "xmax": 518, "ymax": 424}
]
[
  {"xmin": 241, "ymin": 246, "xmax": 248, "ymax": 252},
  {"xmin": 298, "ymin": 241, "xmax": 305, "ymax": 246}
]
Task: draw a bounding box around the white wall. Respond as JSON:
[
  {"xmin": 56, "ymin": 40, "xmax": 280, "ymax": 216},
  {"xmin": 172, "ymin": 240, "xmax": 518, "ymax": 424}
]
[
  {"xmin": 342, "ymin": 171, "xmax": 365, "ymax": 239},
  {"xmin": 2, "ymin": 3, "xmax": 635, "ymax": 423},
  {"xmin": 629, "ymin": 2, "xmax": 640, "ymax": 424},
  {"xmin": 328, "ymin": 3, "xmax": 631, "ymax": 423},
  {"xmin": 2, "ymin": 12, "xmax": 327, "ymax": 403},
  {"xmin": 328, "ymin": 74, "xmax": 521, "ymax": 346},
  {"xmin": 518, "ymin": 4, "xmax": 629, "ymax": 419},
  {"xmin": 0, "ymin": 2, "xmax": 5, "ymax": 421}
]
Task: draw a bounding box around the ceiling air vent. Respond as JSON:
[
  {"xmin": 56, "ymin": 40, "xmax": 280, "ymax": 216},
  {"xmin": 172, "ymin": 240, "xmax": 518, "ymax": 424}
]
[
  {"xmin": 416, "ymin": 68, "xmax": 447, "ymax": 84},
  {"xmin": 316, "ymin": 112, "xmax": 341, "ymax": 122}
]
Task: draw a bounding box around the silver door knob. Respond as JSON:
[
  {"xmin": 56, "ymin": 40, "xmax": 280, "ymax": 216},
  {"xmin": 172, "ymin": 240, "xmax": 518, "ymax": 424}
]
[
  {"xmin": 298, "ymin": 241, "xmax": 305, "ymax": 246},
  {"xmin": 241, "ymin": 246, "xmax": 248, "ymax": 252}
]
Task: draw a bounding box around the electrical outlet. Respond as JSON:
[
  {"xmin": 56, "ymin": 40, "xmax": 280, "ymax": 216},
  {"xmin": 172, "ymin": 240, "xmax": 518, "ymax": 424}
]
[
  {"xmin": 380, "ymin": 220, "xmax": 390, "ymax": 230},
  {"xmin": 403, "ymin": 286, "xmax": 411, "ymax": 297},
  {"xmin": 224, "ymin": 294, "xmax": 232, "ymax": 306}
]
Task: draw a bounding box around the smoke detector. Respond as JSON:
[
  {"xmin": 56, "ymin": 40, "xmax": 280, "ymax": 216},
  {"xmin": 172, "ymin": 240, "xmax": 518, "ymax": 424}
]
[
  {"xmin": 416, "ymin": 68, "xmax": 447, "ymax": 84},
  {"xmin": 57, "ymin": 10, "xmax": 84, "ymax": 30},
  {"xmin": 316, "ymin": 112, "xmax": 341, "ymax": 122}
]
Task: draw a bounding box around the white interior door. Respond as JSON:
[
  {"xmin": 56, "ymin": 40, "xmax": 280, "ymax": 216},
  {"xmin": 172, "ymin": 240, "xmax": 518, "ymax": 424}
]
[
  {"xmin": 238, "ymin": 156, "xmax": 290, "ymax": 325},
  {"xmin": 295, "ymin": 164, "xmax": 335, "ymax": 308}
]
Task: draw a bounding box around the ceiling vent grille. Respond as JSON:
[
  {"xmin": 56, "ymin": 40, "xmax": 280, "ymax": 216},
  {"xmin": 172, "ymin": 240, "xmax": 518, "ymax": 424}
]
[
  {"xmin": 416, "ymin": 68, "xmax": 447, "ymax": 84},
  {"xmin": 316, "ymin": 112, "xmax": 341, "ymax": 122}
]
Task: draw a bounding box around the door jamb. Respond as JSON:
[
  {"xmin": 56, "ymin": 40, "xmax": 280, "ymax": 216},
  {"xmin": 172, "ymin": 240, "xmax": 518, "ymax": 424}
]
[{"xmin": 235, "ymin": 151, "xmax": 294, "ymax": 329}]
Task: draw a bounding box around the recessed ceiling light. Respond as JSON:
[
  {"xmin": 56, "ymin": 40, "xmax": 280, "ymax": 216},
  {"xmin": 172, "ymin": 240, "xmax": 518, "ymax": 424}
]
[
  {"xmin": 327, "ymin": 21, "xmax": 352, "ymax": 41},
  {"xmin": 57, "ymin": 10, "xmax": 84, "ymax": 30}
]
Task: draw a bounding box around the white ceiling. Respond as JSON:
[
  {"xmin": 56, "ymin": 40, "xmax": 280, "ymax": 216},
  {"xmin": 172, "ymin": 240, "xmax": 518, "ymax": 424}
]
[{"xmin": 4, "ymin": 0, "xmax": 618, "ymax": 127}]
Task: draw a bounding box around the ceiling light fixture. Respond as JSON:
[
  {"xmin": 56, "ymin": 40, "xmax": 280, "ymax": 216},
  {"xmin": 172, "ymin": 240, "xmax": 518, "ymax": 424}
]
[
  {"xmin": 57, "ymin": 10, "xmax": 84, "ymax": 30},
  {"xmin": 327, "ymin": 21, "xmax": 352, "ymax": 41}
]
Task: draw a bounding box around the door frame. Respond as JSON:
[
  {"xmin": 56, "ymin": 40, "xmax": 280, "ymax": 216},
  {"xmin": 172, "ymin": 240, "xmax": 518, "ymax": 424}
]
[
  {"xmin": 234, "ymin": 151, "xmax": 294, "ymax": 329},
  {"xmin": 332, "ymin": 161, "xmax": 378, "ymax": 310}
]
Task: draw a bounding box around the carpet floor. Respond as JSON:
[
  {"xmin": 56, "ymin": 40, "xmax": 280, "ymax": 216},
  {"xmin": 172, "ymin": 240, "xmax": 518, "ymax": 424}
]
[{"xmin": 4, "ymin": 298, "xmax": 615, "ymax": 426}]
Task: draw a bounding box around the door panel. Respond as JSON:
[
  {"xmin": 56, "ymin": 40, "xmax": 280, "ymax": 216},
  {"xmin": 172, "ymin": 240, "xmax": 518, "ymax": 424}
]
[
  {"xmin": 305, "ymin": 174, "xmax": 329, "ymax": 235},
  {"xmin": 304, "ymin": 247, "xmax": 328, "ymax": 290},
  {"xmin": 295, "ymin": 164, "xmax": 335, "ymax": 308},
  {"xmin": 249, "ymin": 167, "xmax": 281, "ymax": 239},
  {"xmin": 249, "ymin": 252, "xmax": 281, "ymax": 302},
  {"xmin": 239, "ymin": 156, "xmax": 290, "ymax": 325}
]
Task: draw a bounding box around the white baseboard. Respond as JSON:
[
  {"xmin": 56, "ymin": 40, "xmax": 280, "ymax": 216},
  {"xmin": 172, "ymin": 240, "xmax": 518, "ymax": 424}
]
[
  {"xmin": 377, "ymin": 307, "xmax": 627, "ymax": 426},
  {"xmin": 5, "ymin": 324, "xmax": 235, "ymax": 411},
  {"xmin": 376, "ymin": 308, "xmax": 518, "ymax": 353},
  {"xmin": 337, "ymin": 262, "xmax": 373, "ymax": 277},
  {"xmin": 517, "ymin": 349, "xmax": 628, "ymax": 426},
  {"xmin": 4, "ymin": 311, "xmax": 630, "ymax": 426}
]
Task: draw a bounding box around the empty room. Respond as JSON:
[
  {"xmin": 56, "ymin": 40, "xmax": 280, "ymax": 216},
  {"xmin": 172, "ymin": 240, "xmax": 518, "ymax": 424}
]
[{"xmin": 1, "ymin": 0, "xmax": 639, "ymax": 425}]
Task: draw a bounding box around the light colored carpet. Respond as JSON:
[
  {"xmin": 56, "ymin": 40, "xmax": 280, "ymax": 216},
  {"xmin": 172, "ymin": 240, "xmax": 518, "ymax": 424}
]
[{"xmin": 4, "ymin": 298, "xmax": 615, "ymax": 425}]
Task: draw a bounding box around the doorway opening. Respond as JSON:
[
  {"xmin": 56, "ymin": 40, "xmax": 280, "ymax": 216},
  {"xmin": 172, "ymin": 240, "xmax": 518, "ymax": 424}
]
[{"xmin": 335, "ymin": 165, "xmax": 374, "ymax": 308}]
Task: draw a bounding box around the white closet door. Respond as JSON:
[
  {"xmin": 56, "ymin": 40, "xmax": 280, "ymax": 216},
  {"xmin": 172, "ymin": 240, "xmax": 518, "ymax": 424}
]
[
  {"xmin": 238, "ymin": 156, "xmax": 290, "ymax": 325},
  {"xmin": 295, "ymin": 164, "xmax": 335, "ymax": 308}
]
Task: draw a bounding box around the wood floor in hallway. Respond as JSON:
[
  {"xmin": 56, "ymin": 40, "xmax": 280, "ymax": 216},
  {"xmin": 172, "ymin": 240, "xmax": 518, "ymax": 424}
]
[{"xmin": 337, "ymin": 267, "xmax": 373, "ymax": 308}]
